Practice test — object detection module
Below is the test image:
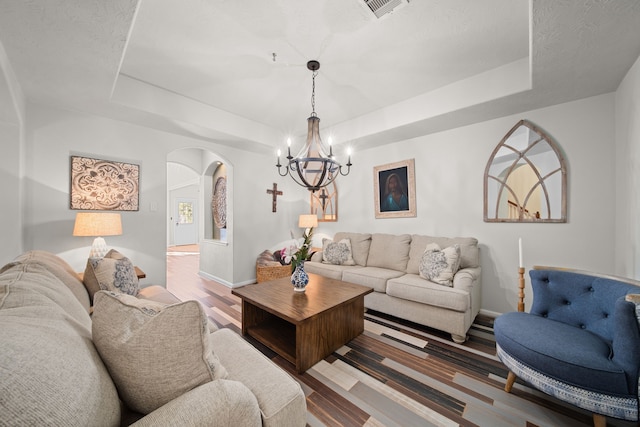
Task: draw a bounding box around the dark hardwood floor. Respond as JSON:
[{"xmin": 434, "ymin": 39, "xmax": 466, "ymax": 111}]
[{"xmin": 165, "ymin": 246, "xmax": 635, "ymax": 427}]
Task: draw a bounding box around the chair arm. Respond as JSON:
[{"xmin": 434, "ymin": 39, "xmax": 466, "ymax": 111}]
[
  {"xmin": 613, "ymin": 297, "xmax": 640, "ymax": 394},
  {"xmin": 131, "ymin": 380, "xmax": 261, "ymax": 427}
]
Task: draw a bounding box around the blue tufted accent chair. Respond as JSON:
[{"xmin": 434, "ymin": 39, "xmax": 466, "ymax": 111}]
[{"xmin": 494, "ymin": 267, "xmax": 640, "ymax": 427}]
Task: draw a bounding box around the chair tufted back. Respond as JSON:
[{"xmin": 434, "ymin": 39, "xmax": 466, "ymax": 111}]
[{"xmin": 529, "ymin": 268, "xmax": 640, "ymax": 342}]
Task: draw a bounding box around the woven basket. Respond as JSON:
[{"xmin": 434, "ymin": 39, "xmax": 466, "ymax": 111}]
[{"xmin": 256, "ymin": 264, "xmax": 291, "ymax": 283}]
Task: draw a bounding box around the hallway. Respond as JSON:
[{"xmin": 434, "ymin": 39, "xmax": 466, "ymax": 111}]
[{"xmin": 166, "ymin": 244, "xmax": 243, "ymax": 331}]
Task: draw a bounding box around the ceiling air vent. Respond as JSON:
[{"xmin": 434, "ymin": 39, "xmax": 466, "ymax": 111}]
[{"xmin": 362, "ymin": 0, "xmax": 409, "ymax": 20}]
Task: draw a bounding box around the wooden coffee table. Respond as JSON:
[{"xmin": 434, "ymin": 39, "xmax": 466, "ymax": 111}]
[{"xmin": 232, "ymin": 273, "xmax": 373, "ymax": 373}]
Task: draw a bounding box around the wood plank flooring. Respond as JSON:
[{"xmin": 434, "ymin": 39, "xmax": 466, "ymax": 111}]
[{"xmin": 166, "ymin": 246, "xmax": 637, "ymax": 427}]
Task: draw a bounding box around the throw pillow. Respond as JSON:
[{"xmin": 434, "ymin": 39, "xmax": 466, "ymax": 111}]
[
  {"xmin": 256, "ymin": 249, "xmax": 280, "ymax": 266},
  {"xmin": 367, "ymin": 233, "xmax": 411, "ymax": 271},
  {"xmin": 92, "ymin": 291, "xmax": 228, "ymax": 414},
  {"xmin": 419, "ymin": 243, "xmax": 461, "ymax": 287},
  {"xmin": 274, "ymin": 249, "xmax": 290, "ymax": 265},
  {"xmin": 83, "ymin": 249, "xmax": 139, "ymax": 302},
  {"xmin": 322, "ymin": 238, "xmax": 356, "ymax": 265}
]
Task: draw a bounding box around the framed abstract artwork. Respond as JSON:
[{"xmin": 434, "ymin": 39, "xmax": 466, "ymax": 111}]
[
  {"xmin": 373, "ymin": 158, "xmax": 416, "ymax": 219},
  {"xmin": 70, "ymin": 156, "xmax": 139, "ymax": 211}
]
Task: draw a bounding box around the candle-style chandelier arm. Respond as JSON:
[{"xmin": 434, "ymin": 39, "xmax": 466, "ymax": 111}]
[
  {"xmin": 276, "ymin": 162, "xmax": 289, "ymax": 177},
  {"xmin": 338, "ymin": 157, "xmax": 352, "ymax": 176}
]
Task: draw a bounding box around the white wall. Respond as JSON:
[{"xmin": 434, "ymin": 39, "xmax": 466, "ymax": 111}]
[
  {"xmin": 12, "ymin": 76, "xmax": 631, "ymax": 314},
  {"xmin": 22, "ymin": 103, "xmax": 298, "ymax": 287},
  {"xmin": 0, "ymin": 121, "xmax": 22, "ymax": 265},
  {"xmin": 0, "ymin": 41, "xmax": 25, "ymax": 266},
  {"xmin": 615, "ymin": 53, "xmax": 640, "ymax": 280},
  {"xmin": 313, "ymin": 93, "xmax": 616, "ymax": 314}
]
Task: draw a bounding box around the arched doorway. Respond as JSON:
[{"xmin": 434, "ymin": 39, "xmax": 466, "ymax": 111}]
[{"xmin": 167, "ymin": 148, "xmax": 232, "ymax": 287}]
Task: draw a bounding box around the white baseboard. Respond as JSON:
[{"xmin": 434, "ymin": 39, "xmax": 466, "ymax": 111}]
[
  {"xmin": 479, "ymin": 308, "xmax": 502, "ymax": 318},
  {"xmin": 198, "ymin": 271, "xmax": 253, "ymax": 288}
]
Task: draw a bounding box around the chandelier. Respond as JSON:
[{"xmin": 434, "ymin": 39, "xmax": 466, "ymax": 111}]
[{"xmin": 276, "ymin": 60, "xmax": 352, "ymax": 192}]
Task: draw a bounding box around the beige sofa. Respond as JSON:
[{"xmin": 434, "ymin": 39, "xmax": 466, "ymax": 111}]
[
  {"xmin": 0, "ymin": 250, "xmax": 306, "ymax": 426},
  {"xmin": 305, "ymin": 232, "xmax": 481, "ymax": 343}
]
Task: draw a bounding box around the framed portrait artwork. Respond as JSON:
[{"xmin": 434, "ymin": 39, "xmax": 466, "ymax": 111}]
[
  {"xmin": 70, "ymin": 156, "xmax": 140, "ymax": 211},
  {"xmin": 373, "ymin": 158, "xmax": 416, "ymax": 219}
]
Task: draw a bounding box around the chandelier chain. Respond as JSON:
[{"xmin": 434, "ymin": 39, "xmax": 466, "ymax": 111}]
[{"xmin": 310, "ymin": 70, "xmax": 318, "ymax": 117}]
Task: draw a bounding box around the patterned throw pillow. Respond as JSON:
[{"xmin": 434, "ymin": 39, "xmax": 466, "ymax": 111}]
[
  {"xmin": 419, "ymin": 243, "xmax": 461, "ymax": 286},
  {"xmin": 83, "ymin": 249, "xmax": 139, "ymax": 302},
  {"xmin": 322, "ymin": 238, "xmax": 356, "ymax": 265},
  {"xmin": 92, "ymin": 291, "xmax": 228, "ymax": 414}
]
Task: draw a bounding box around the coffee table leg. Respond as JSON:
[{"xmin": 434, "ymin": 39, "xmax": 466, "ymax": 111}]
[
  {"xmin": 241, "ymin": 300, "xmax": 270, "ymax": 335},
  {"xmin": 295, "ymin": 296, "xmax": 366, "ymax": 373}
]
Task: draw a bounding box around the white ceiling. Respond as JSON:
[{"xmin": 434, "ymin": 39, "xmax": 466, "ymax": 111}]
[{"xmin": 1, "ymin": 0, "xmax": 640, "ymax": 154}]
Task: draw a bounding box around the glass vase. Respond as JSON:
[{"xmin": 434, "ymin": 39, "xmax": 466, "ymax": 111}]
[{"xmin": 291, "ymin": 261, "xmax": 309, "ymax": 292}]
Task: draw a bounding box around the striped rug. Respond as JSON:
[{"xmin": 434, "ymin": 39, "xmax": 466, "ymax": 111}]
[{"xmin": 228, "ymin": 311, "xmax": 635, "ymax": 427}]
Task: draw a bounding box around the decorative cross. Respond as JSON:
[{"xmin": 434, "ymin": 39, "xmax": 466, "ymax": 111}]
[
  {"xmin": 318, "ymin": 189, "xmax": 329, "ymax": 211},
  {"xmin": 266, "ymin": 183, "xmax": 283, "ymax": 212}
]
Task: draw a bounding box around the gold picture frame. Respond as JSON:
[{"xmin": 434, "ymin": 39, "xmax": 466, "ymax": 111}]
[{"xmin": 373, "ymin": 159, "xmax": 416, "ymax": 219}]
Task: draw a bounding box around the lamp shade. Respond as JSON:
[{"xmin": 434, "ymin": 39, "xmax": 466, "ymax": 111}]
[
  {"xmin": 298, "ymin": 214, "xmax": 318, "ymax": 229},
  {"xmin": 73, "ymin": 212, "xmax": 122, "ymax": 237}
]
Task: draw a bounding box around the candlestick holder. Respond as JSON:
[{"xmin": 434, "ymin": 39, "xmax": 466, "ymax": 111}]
[{"xmin": 518, "ymin": 267, "xmax": 525, "ymax": 312}]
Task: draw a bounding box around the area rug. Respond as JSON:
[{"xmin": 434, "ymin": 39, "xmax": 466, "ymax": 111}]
[{"xmin": 238, "ymin": 310, "xmax": 634, "ymax": 427}]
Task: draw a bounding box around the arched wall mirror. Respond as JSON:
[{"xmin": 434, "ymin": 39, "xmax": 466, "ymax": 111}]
[
  {"xmin": 310, "ymin": 181, "xmax": 338, "ymax": 222},
  {"xmin": 484, "ymin": 119, "xmax": 567, "ymax": 222}
]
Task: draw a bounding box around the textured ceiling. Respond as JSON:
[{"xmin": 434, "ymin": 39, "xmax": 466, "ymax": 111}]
[
  {"xmin": 120, "ymin": 0, "xmax": 527, "ymax": 133},
  {"xmin": 1, "ymin": 0, "xmax": 639, "ymax": 153}
]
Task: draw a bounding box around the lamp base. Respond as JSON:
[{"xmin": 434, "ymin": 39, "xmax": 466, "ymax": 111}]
[{"xmin": 89, "ymin": 237, "xmax": 108, "ymax": 258}]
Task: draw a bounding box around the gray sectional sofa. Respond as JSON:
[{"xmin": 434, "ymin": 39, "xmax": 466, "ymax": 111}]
[
  {"xmin": 305, "ymin": 232, "xmax": 481, "ymax": 343},
  {"xmin": 0, "ymin": 250, "xmax": 306, "ymax": 426}
]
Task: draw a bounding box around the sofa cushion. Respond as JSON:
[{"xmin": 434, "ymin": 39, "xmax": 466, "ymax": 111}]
[
  {"xmin": 322, "ymin": 238, "xmax": 356, "ymax": 265},
  {"xmin": 419, "ymin": 243, "xmax": 460, "ymax": 286},
  {"xmin": 7, "ymin": 250, "xmax": 91, "ymax": 313},
  {"xmin": 137, "ymin": 285, "xmax": 219, "ymax": 333},
  {"xmin": 0, "ymin": 263, "xmax": 121, "ymax": 426},
  {"xmin": 137, "ymin": 284, "xmax": 182, "ymax": 305},
  {"xmin": 386, "ymin": 274, "xmax": 471, "ymax": 312},
  {"xmin": 408, "ymin": 235, "xmax": 479, "ymax": 274},
  {"xmin": 342, "ymin": 267, "xmax": 406, "ymax": 293},
  {"xmin": 210, "ymin": 328, "xmax": 307, "ymax": 427},
  {"xmin": 92, "ymin": 291, "xmax": 228, "ymax": 414},
  {"xmin": 366, "ymin": 233, "xmax": 411, "ymax": 271},
  {"xmin": 0, "ymin": 261, "xmax": 92, "ymax": 328},
  {"xmin": 495, "ymin": 312, "xmax": 631, "ymax": 395},
  {"xmin": 305, "ymin": 261, "xmax": 356, "ymax": 280},
  {"xmin": 333, "ymin": 232, "xmax": 372, "ymax": 266},
  {"xmin": 83, "ymin": 249, "xmax": 139, "ymax": 301}
]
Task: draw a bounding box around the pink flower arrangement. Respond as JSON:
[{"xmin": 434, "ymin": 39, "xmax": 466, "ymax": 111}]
[{"xmin": 281, "ymin": 228, "xmax": 314, "ymax": 269}]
